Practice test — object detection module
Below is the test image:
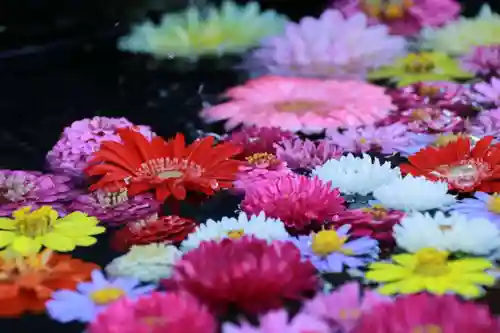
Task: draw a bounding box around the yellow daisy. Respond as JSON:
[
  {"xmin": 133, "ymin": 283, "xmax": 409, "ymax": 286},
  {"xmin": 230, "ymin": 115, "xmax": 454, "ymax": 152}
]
[
  {"xmin": 365, "ymin": 248, "xmax": 494, "ymax": 298},
  {"xmin": 368, "ymin": 52, "xmax": 474, "ymax": 87},
  {"xmin": 0, "ymin": 206, "xmax": 105, "ymax": 255}
]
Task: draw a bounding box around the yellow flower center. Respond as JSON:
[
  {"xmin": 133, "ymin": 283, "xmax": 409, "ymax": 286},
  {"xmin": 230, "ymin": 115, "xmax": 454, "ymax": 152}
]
[
  {"xmin": 90, "ymin": 287, "xmax": 126, "ymax": 305},
  {"xmin": 417, "ymin": 85, "xmax": 441, "ymax": 97},
  {"xmin": 274, "ymin": 100, "xmax": 326, "ymax": 114},
  {"xmin": 12, "ymin": 206, "xmax": 57, "ymax": 238},
  {"xmin": 311, "ymin": 230, "xmax": 352, "ymax": 256},
  {"xmin": 432, "ymin": 134, "xmax": 464, "ymax": 147},
  {"xmin": 226, "ymin": 229, "xmax": 245, "ymax": 239},
  {"xmin": 95, "ymin": 189, "xmax": 129, "ymax": 208},
  {"xmin": 487, "ymin": 194, "xmax": 500, "ymax": 214},
  {"xmin": 359, "ymin": 138, "xmax": 368, "ymax": 144},
  {"xmin": 157, "ymin": 170, "xmax": 184, "ymax": 179},
  {"xmin": 246, "ymin": 153, "xmax": 278, "ymax": 166},
  {"xmin": 413, "ymin": 248, "xmax": 450, "ymax": 276},
  {"xmin": 362, "ymin": 0, "xmax": 413, "ymax": 20},
  {"xmin": 361, "ymin": 204, "xmax": 388, "ymax": 220},
  {"xmin": 412, "ymin": 324, "xmax": 443, "ymax": 333},
  {"xmin": 403, "ymin": 53, "xmax": 436, "ymax": 73},
  {"xmin": 438, "ymin": 225, "xmax": 453, "ymax": 232},
  {"xmin": 338, "ymin": 308, "xmax": 362, "ymax": 320}
]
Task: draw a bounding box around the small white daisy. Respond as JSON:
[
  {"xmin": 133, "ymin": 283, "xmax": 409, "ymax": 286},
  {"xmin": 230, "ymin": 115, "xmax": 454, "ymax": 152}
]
[
  {"xmin": 180, "ymin": 211, "xmax": 290, "ymax": 251},
  {"xmin": 311, "ymin": 154, "xmax": 401, "ymax": 196},
  {"xmin": 105, "ymin": 243, "xmax": 181, "ymax": 283},
  {"xmin": 394, "ymin": 211, "xmax": 500, "ymax": 256},
  {"xmin": 373, "ymin": 175, "xmax": 456, "ymax": 211}
]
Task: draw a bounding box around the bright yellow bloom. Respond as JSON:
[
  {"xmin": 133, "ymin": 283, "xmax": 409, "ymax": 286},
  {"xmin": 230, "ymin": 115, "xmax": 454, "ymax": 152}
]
[
  {"xmin": 368, "ymin": 52, "xmax": 473, "ymax": 87},
  {"xmin": 365, "ymin": 248, "xmax": 494, "ymax": 298},
  {"xmin": 0, "ymin": 206, "xmax": 105, "ymax": 256}
]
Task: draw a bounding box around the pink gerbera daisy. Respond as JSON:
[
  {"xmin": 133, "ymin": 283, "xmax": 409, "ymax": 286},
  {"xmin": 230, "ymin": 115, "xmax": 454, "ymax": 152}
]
[
  {"xmin": 274, "ymin": 138, "xmax": 343, "ymax": 170},
  {"xmin": 332, "ymin": 0, "xmax": 461, "ymax": 36},
  {"xmin": 226, "ymin": 126, "xmax": 297, "ymax": 158},
  {"xmin": 200, "ymin": 76, "xmax": 394, "ymax": 134}
]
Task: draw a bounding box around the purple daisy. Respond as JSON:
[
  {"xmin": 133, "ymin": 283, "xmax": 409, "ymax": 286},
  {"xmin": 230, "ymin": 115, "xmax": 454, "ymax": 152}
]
[
  {"xmin": 0, "ymin": 170, "xmax": 78, "ymax": 216},
  {"xmin": 46, "ymin": 270, "xmax": 155, "ymax": 323},
  {"xmin": 465, "ymin": 108, "xmax": 500, "ymax": 139},
  {"xmin": 461, "ymin": 45, "xmax": 500, "ymax": 77},
  {"xmin": 274, "ymin": 138, "xmax": 343, "ymax": 170},
  {"xmin": 472, "ymin": 78, "xmax": 500, "ymax": 107},
  {"xmin": 396, "ymin": 133, "xmax": 437, "ymax": 156},
  {"xmin": 289, "ymin": 224, "xmax": 379, "ymax": 273},
  {"xmin": 447, "ymin": 192, "xmax": 500, "ymax": 227},
  {"xmin": 67, "ymin": 190, "xmax": 161, "ymax": 226}
]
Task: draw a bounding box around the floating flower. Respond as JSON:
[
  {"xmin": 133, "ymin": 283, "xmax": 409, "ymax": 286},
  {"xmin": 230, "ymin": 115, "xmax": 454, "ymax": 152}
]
[
  {"xmin": 111, "ymin": 215, "xmax": 196, "ymax": 252},
  {"xmin": 373, "ymin": 175, "xmax": 456, "ymax": 211},
  {"xmin": 234, "ymin": 153, "xmax": 292, "ymax": 192},
  {"xmin": 400, "ymin": 136, "xmax": 500, "ymax": 193},
  {"xmin": 226, "ymin": 126, "xmax": 297, "ymax": 158},
  {"xmin": 353, "ymin": 294, "xmax": 500, "ymax": 333},
  {"xmin": 333, "ymin": 0, "xmax": 460, "ymax": 36},
  {"xmin": 117, "ymin": 1, "xmax": 287, "ymax": 59},
  {"xmin": 365, "ymin": 248, "xmax": 495, "ymax": 297},
  {"xmin": 396, "ymin": 132, "xmax": 448, "ymax": 156},
  {"xmin": 274, "ymin": 138, "xmax": 343, "ymax": 170},
  {"xmin": 326, "ymin": 123, "xmax": 412, "ymax": 154},
  {"xmin": 200, "ymin": 76, "xmax": 394, "ymax": 134},
  {"xmin": 0, "ymin": 170, "xmax": 77, "ymax": 217},
  {"xmin": 465, "ymin": 108, "xmax": 500, "ymax": 138},
  {"xmin": 241, "ymin": 175, "xmax": 346, "ymax": 234},
  {"xmin": 181, "ymin": 211, "xmax": 289, "ymax": 251},
  {"xmin": 222, "ymin": 309, "xmax": 330, "ymax": 333},
  {"xmin": 0, "ymin": 250, "xmax": 97, "ymax": 316},
  {"xmin": 447, "ymin": 192, "xmax": 500, "ymax": 228},
  {"xmin": 420, "ymin": 5, "xmax": 500, "ymax": 56},
  {"xmin": 473, "ymin": 77, "xmax": 500, "ymax": 106},
  {"xmin": 290, "ymin": 225, "xmax": 379, "ymax": 273},
  {"xmin": 312, "ymin": 154, "xmax": 401, "ymax": 195},
  {"xmin": 461, "ymin": 44, "xmax": 500, "ymax": 77},
  {"xmin": 304, "ymin": 282, "xmax": 390, "ymax": 332},
  {"xmin": 86, "ymin": 128, "xmax": 241, "ymax": 201},
  {"xmin": 88, "ymin": 291, "xmax": 217, "ymax": 333},
  {"xmin": 162, "ymin": 237, "xmax": 318, "ymax": 315},
  {"xmin": 67, "ymin": 190, "xmax": 160, "ymax": 226},
  {"xmin": 0, "ymin": 206, "xmax": 104, "ymax": 255},
  {"xmin": 394, "ymin": 211, "xmax": 500, "ymax": 256},
  {"xmin": 368, "ymin": 52, "xmax": 474, "ymax": 87},
  {"xmin": 249, "ymin": 10, "xmax": 406, "ymax": 79},
  {"xmin": 46, "ymin": 270, "xmax": 155, "ymax": 323},
  {"xmin": 46, "ymin": 116, "xmax": 154, "ymax": 180}
]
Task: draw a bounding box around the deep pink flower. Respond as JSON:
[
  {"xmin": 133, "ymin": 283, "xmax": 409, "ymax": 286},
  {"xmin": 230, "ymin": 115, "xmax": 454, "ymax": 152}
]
[
  {"xmin": 353, "ymin": 294, "xmax": 500, "ymax": 333},
  {"xmin": 88, "ymin": 292, "xmax": 217, "ymax": 333},
  {"xmin": 162, "ymin": 237, "xmax": 318, "ymax": 315},
  {"xmin": 274, "ymin": 138, "xmax": 343, "ymax": 170},
  {"xmin": 461, "ymin": 45, "xmax": 500, "ymax": 77},
  {"xmin": 226, "ymin": 126, "xmax": 297, "ymax": 158},
  {"xmin": 465, "ymin": 108, "xmax": 500, "ymax": 138},
  {"xmin": 332, "ymin": 0, "xmax": 460, "ymax": 36},
  {"xmin": 241, "ymin": 175, "xmax": 346, "ymax": 234}
]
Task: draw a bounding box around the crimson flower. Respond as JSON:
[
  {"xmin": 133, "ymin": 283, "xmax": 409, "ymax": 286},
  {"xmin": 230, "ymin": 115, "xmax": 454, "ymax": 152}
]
[
  {"xmin": 400, "ymin": 136, "xmax": 500, "ymax": 193},
  {"xmin": 226, "ymin": 126, "xmax": 297, "ymax": 158},
  {"xmin": 86, "ymin": 128, "xmax": 242, "ymax": 201},
  {"xmin": 162, "ymin": 236, "xmax": 318, "ymax": 315}
]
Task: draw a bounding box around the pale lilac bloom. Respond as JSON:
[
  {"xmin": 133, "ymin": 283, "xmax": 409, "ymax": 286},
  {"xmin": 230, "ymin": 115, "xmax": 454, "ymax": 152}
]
[
  {"xmin": 447, "ymin": 192, "xmax": 500, "ymax": 228},
  {"xmin": 396, "ymin": 133, "xmax": 437, "ymax": 156},
  {"xmin": 466, "ymin": 108, "xmax": 500, "ymax": 139},
  {"xmin": 461, "ymin": 45, "xmax": 500, "ymax": 77},
  {"xmin": 473, "ymin": 78, "xmax": 500, "ymax": 106},
  {"xmin": 274, "ymin": 138, "xmax": 343, "ymax": 170}
]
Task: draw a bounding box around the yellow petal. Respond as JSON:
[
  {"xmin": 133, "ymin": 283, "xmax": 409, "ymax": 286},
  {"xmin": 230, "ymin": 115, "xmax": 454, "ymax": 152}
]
[
  {"xmin": 71, "ymin": 236, "xmax": 97, "ymax": 247},
  {"xmin": 458, "ymin": 273, "xmax": 495, "ymax": 286},
  {"xmin": 377, "ymin": 280, "xmax": 408, "ymax": 295},
  {"xmin": 391, "ymin": 254, "xmax": 417, "ymax": 268},
  {"xmin": 365, "ymin": 266, "xmax": 411, "ymax": 282},
  {"xmin": 11, "ymin": 236, "xmax": 42, "ymax": 255},
  {"xmin": 0, "ymin": 218, "xmax": 16, "ymax": 230},
  {"xmin": 423, "ymin": 277, "xmax": 450, "ymax": 295},
  {"xmin": 367, "ymin": 67, "xmax": 399, "ymax": 80},
  {"xmin": 0, "ymin": 231, "xmax": 16, "ymax": 248},
  {"xmin": 449, "ymin": 283, "xmax": 484, "ymax": 299},
  {"xmin": 448, "ymin": 258, "xmax": 493, "ymax": 272},
  {"xmin": 55, "ymin": 225, "xmax": 105, "ymax": 236},
  {"xmin": 397, "ymin": 276, "xmax": 426, "ymax": 294},
  {"xmin": 41, "ymin": 233, "xmax": 76, "ymax": 252},
  {"xmin": 59, "ymin": 212, "xmax": 98, "ymax": 224}
]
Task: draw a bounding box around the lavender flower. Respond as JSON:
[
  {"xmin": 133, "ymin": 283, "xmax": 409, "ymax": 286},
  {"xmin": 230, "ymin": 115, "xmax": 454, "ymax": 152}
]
[
  {"xmin": 465, "ymin": 108, "xmax": 500, "ymax": 138},
  {"xmin": 447, "ymin": 192, "xmax": 500, "ymax": 227},
  {"xmin": 461, "ymin": 45, "xmax": 500, "ymax": 77},
  {"xmin": 274, "ymin": 138, "xmax": 343, "ymax": 170}
]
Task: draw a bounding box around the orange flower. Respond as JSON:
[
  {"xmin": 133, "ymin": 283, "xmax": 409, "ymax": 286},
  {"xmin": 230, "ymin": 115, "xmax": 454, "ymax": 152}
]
[
  {"xmin": 0, "ymin": 250, "xmax": 98, "ymax": 316},
  {"xmin": 85, "ymin": 128, "xmax": 242, "ymax": 201}
]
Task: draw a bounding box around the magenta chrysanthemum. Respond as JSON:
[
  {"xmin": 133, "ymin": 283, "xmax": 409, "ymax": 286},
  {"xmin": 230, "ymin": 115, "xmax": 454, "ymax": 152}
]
[
  {"xmin": 241, "ymin": 175, "xmax": 346, "ymax": 234},
  {"xmin": 332, "ymin": 0, "xmax": 460, "ymax": 36},
  {"xmin": 0, "ymin": 170, "xmax": 78, "ymax": 216},
  {"xmin": 162, "ymin": 237, "xmax": 318, "ymax": 315},
  {"xmin": 46, "ymin": 116, "xmax": 154, "ymax": 179},
  {"xmin": 274, "ymin": 138, "xmax": 343, "ymax": 170},
  {"xmin": 465, "ymin": 108, "xmax": 500, "ymax": 138},
  {"xmin": 226, "ymin": 126, "xmax": 297, "ymax": 158},
  {"xmin": 88, "ymin": 292, "xmax": 217, "ymax": 333},
  {"xmin": 461, "ymin": 45, "xmax": 500, "ymax": 77},
  {"xmin": 249, "ymin": 10, "xmax": 406, "ymax": 79},
  {"xmin": 200, "ymin": 76, "xmax": 395, "ymax": 134},
  {"xmin": 67, "ymin": 190, "xmax": 161, "ymax": 226}
]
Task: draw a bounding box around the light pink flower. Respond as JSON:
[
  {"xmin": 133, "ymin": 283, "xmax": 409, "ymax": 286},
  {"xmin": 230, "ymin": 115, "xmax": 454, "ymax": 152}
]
[
  {"xmin": 234, "ymin": 153, "xmax": 292, "ymax": 192},
  {"xmin": 226, "ymin": 126, "xmax": 297, "ymax": 158},
  {"xmin": 332, "ymin": 0, "xmax": 461, "ymax": 36},
  {"xmin": 473, "ymin": 78, "xmax": 500, "ymax": 106},
  {"xmin": 461, "ymin": 45, "xmax": 500, "ymax": 77},
  {"xmin": 200, "ymin": 76, "xmax": 394, "ymax": 134},
  {"xmin": 275, "ymin": 138, "xmax": 343, "ymax": 170}
]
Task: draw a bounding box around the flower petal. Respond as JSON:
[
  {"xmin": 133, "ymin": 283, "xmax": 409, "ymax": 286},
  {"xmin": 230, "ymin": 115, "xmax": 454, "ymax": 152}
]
[
  {"xmin": 11, "ymin": 236, "xmax": 42, "ymax": 255},
  {"xmin": 41, "ymin": 233, "xmax": 76, "ymax": 252},
  {"xmin": 0, "ymin": 231, "xmax": 16, "ymax": 248},
  {"xmin": 0, "ymin": 218, "xmax": 16, "ymax": 230}
]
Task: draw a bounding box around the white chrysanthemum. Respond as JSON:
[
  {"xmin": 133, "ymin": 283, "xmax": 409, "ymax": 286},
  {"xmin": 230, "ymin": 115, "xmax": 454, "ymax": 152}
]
[
  {"xmin": 394, "ymin": 211, "xmax": 500, "ymax": 256},
  {"xmin": 118, "ymin": 1, "xmax": 287, "ymax": 59},
  {"xmin": 420, "ymin": 5, "xmax": 500, "ymax": 56},
  {"xmin": 181, "ymin": 211, "xmax": 290, "ymax": 251},
  {"xmin": 373, "ymin": 175, "xmax": 456, "ymax": 211},
  {"xmin": 311, "ymin": 153, "xmax": 401, "ymax": 195},
  {"xmin": 105, "ymin": 243, "xmax": 181, "ymax": 283}
]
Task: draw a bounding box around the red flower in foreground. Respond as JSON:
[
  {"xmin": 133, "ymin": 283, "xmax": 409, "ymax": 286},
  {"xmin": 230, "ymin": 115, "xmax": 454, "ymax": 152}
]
[
  {"xmin": 111, "ymin": 215, "xmax": 196, "ymax": 252},
  {"xmin": 400, "ymin": 136, "xmax": 500, "ymax": 193},
  {"xmin": 162, "ymin": 237, "xmax": 318, "ymax": 315},
  {"xmin": 86, "ymin": 128, "xmax": 242, "ymax": 201}
]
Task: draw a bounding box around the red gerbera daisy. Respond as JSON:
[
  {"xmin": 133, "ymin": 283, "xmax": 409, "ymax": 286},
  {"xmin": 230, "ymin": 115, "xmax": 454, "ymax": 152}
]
[
  {"xmin": 85, "ymin": 128, "xmax": 242, "ymax": 201},
  {"xmin": 400, "ymin": 136, "xmax": 500, "ymax": 193},
  {"xmin": 162, "ymin": 236, "xmax": 318, "ymax": 315}
]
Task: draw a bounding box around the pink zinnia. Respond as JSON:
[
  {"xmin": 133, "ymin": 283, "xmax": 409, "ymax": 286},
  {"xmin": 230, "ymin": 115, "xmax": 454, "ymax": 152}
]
[
  {"xmin": 353, "ymin": 294, "xmax": 500, "ymax": 333},
  {"xmin": 304, "ymin": 282, "xmax": 391, "ymax": 332},
  {"xmin": 465, "ymin": 108, "xmax": 500, "ymax": 138},
  {"xmin": 223, "ymin": 309, "xmax": 330, "ymax": 333},
  {"xmin": 200, "ymin": 76, "xmax": 394, "ymax": 134},
  {"xmin": 241, "ymin": 175, "xmax": 346, "ymax": 234},
  {"xmin": 226, "ymin": 126, "xmax": 297, "ymax": 158},
  {"xmin": 327, "ymin": 123, "xmax": 412, "ymax": 154},
  {"xmin": 275, "ymin": 138, "xmax": 343, "ymax": 170},
  {"xmin": 234, "ymin": 153, "xmax": 292, "ymax": 193},
  {"xmin": 332, "ymin": 0, "xmax": 460, "ymax": 36},
  {"xmin": 473, "ymin": 78, "xmax": 500, "ymax": 107},
  {"xmin": 162, "ymin": 237, "xmax": 318, "ymax": 315},
  {"xmin": 88, "ymin": 292, "xmax": 217, "ymax": 333},
  {"xmin": 461, "ymin": 45, "xmax": 500, "ymax": 77}
]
